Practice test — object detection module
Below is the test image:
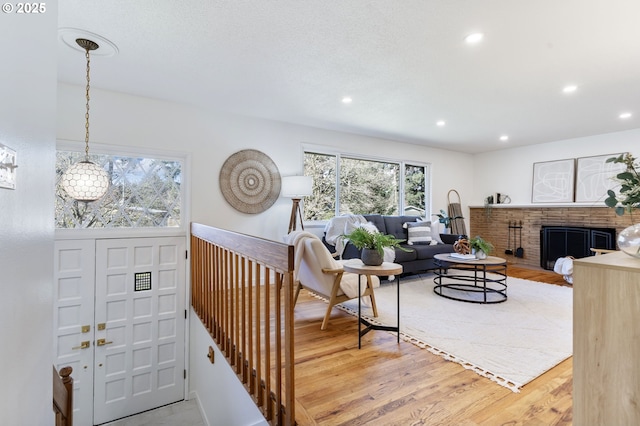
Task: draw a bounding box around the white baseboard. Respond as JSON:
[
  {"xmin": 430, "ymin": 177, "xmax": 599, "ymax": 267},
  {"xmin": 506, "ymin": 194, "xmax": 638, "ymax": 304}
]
[{"xmin": 188, "ymin": 390, "xmax": 210, "ymax": 426}]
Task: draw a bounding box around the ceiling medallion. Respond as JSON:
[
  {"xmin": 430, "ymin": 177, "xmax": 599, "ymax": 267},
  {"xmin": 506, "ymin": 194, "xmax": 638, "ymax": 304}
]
[{"xmin": 219, "ymin": 149, "xmax": 281, "ymax": 214}]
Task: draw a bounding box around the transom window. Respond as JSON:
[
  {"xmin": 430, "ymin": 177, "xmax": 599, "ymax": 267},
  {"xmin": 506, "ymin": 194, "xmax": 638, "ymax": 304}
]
[
  {"xmin": 55, "ymin": 150, "xmax": 183, "ymax": 229},
  {"xmin": 303, "ymin": 151, "xmax": 429, "ymax": 221}
]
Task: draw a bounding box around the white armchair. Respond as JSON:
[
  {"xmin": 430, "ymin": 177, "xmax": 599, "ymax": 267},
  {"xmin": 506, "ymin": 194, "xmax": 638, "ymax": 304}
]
[{"xmin": 286, "ymin": 231, "xmax": 380, "ymax": 330}]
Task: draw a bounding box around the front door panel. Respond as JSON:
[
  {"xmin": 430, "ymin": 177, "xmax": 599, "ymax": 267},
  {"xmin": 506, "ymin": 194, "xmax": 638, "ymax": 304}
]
[
  {"xmin": 53, "ymin": 239, "xmax": 96, "ymax": 426},
  {"xmin": 93, "ymin": 237, "xmax": 186, "ymax": 425}
]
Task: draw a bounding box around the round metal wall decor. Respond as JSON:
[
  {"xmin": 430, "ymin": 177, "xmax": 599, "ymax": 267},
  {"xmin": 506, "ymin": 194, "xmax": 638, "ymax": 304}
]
[{"xmin": 219, "ymin": 149, "xmax": 281, "ymax": 214}]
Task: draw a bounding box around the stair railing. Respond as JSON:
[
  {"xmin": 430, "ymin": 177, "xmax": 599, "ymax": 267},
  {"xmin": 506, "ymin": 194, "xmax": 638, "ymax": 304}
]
[
  {"xmin": 190, "ymin": 223, "xmax": 295, "ymax": 425},
  {"xmin": 53, "ymin": 365, "xmax": 73, "ymax": 426}
]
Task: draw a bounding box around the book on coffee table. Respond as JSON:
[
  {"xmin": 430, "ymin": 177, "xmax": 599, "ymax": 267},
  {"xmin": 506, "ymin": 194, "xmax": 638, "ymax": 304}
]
[{"xmin": 449, "ymin": 253, "xmax": 476, "ymax": 260}]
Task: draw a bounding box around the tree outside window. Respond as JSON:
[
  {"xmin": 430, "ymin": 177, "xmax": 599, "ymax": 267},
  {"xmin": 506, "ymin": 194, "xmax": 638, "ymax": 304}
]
[
  {"xmin": 55, "ymin": 151, "xmax": 182, "ymax": 229},
  {"xmin": 303, "ymin": 151, "xmax": 428, "ymax": 220}
]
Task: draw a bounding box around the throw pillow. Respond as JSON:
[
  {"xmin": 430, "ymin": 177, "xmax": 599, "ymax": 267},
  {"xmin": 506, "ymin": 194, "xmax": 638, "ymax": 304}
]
[
  {"xmin": 404, "ymin": 221, "xmax": 432, "ymax": 245},
  {"xmin": 417, "ymin": 218, "xmax": 443, "ymax": 244}
]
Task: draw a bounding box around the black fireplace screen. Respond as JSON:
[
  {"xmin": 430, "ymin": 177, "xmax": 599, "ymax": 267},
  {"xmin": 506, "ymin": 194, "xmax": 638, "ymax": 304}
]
[{"xmin": 540, "ymin": 226, "xmax": 616, "ymax": 270}]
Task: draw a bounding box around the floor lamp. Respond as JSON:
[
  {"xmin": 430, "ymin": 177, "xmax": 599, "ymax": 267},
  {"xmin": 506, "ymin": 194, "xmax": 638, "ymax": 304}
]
[{"xmin": 282, "ymin": 176, "xmax": 313, "ymax": 234}]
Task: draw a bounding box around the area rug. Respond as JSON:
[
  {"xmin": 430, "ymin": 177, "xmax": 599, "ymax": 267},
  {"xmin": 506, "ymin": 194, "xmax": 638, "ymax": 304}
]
[{"xmin": 337, "ymin": 273, "xmax": 573, "ymax": 392}]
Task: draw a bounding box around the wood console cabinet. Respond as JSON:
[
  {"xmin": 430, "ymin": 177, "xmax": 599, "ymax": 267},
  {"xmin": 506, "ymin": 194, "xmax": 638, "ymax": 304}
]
[{"xmin": 573, "ymin": 251, "xmax": 640, "ymax": 425}]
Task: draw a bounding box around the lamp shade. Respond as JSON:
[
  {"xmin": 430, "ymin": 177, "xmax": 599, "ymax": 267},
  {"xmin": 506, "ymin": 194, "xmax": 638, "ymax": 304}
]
[
  {"xmin": 61, "ymin": 160, "xmax": 110, "ymax": 202},
  {"xmin": 281, "ymin": 176, "xmax": 313, "ymax": 198}
]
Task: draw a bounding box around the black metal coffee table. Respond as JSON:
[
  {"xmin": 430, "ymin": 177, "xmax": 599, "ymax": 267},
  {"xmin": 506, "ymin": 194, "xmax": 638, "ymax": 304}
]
[{"xmin": 433, "ymin": 253, "xmax": 508, "ymax": 304}]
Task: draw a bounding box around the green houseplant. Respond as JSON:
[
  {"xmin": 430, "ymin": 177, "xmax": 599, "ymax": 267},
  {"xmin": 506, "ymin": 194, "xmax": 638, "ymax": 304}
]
[
  {"xmin": 342, "ymin": 227, "xmax": 409, "ymax": 266},
  {"xmin": 469, "ymin": 236, "xmax": 494, "ymax": 259},
  {"xmin": 604, "ymin": 153, "xmax": 640, "ymax": 217},
  {"xmin": 604, "ymin": 153, "xmax": 640, "ymax": 258},
  {"xmin": 433, "ymin": 209, "xmax": 463, "ymax": 232}
]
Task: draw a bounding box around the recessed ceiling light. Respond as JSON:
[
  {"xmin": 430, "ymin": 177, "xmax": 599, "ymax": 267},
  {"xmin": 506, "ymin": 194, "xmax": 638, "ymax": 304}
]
[
  {"xmin": 500, "ymin": 135, "xmax": 509, "ymax": 142},
  {"xmin": 341, "ymin": 97, "xmax": 352, "ymax": 104},
  {"xmin": 619, "ymin": 112, "xmax": 632, "ymax": 119},
  {"xmin": 436, "ymin": 120, "xmax": 446, "ymax": 127},
  {"xmin": 464, "ymin": 33, "xmax": 484, "ymax": 44},
  {"xmin": 562, "ymin": 85, "xmax": 578, "ymax": 94}
]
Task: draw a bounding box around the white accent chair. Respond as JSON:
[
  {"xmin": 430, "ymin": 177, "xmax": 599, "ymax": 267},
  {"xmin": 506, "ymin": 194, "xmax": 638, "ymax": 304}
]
[{"xmin": 287, "ymin": 231, "xmax": 380, "ymax": 330}]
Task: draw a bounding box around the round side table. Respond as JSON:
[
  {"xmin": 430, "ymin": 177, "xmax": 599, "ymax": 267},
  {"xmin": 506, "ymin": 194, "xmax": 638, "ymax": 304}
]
[{"xmin": 342, "ymin": 259, "xmax": 403, "ymax": 348}]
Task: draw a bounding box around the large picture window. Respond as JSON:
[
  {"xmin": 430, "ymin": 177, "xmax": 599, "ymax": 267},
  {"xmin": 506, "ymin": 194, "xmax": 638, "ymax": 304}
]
[
  {"xmin": 55, "ymin": 150, "xmax": 183, "ymax": 229},
  {"xmin": 303, "ymin": 151, "xmax": 429, "ymax": 221}
]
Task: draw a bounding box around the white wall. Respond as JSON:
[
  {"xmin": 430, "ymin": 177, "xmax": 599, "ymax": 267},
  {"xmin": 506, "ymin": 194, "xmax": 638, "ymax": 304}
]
[
  {"xmin": 0, "ymin": 7, "xmax": 58, "ymax": 425},
  {"xmin": 471, "ymin": 129, "xmax": 640, "ymax": 207},
  {"xmin": 189, "ymin": 311, "xmax": 268, "ymax": 426},
  {"xmin": 57, "ymin": 83, "xmax": 474, "ymax": 424},
  {"xmin": 57, "ymin": 83, "xmax": 475, "ymax": 241}
]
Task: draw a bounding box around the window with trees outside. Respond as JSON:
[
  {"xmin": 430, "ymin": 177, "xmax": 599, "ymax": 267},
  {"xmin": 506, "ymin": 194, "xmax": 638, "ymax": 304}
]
[
  {"xmin": 55, "ymin": 150, "xmax": 183, "ymax": 229},
  {"xmin": 303, "ymin": 151, "xmax": 429, "ymax": 221}
]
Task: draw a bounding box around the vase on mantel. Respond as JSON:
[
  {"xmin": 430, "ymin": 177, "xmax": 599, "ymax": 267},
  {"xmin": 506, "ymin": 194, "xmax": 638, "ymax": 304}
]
[{"xmin": 618, "ymin": 224, "xmax": 640, "ymax": 259}]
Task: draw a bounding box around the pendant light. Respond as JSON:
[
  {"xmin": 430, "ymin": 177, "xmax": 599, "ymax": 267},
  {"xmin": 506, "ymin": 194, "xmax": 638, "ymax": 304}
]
[{"xmin": 61, "ymin": 38, "xmax": 110, "ymax": 202}]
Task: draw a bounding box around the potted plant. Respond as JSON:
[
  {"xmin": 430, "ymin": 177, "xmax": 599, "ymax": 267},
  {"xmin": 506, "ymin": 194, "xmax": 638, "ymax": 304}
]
[
  {"xmin": 342, "ymin": 227, "xmax": 409, "ymax": 266},
  {"xmin": 433, "ymin": 209, "xmax": 463, "ymax": 233},
  {"xmin": 469, "ymin": 236, "xmax": 494, "ymax": 259},
  {"xmin": 604, "ymin": 153, "xmax": 640, "ymax": 258},
  {"xmin": 604, "ymin": 153, "xmax": 640, "ymax": 217}
]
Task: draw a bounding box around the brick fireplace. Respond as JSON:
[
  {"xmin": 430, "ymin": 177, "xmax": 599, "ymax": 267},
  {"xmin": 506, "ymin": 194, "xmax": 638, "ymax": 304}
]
[{"xmin": 469, "ymin": 205, "xmax": 632, "ymax": 269}]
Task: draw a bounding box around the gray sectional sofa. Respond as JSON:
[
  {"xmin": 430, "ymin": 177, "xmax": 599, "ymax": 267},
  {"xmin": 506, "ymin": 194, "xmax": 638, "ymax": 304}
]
[{"xmin": 323, "ymin": 214, "xmax": 465, "ymax": 275}]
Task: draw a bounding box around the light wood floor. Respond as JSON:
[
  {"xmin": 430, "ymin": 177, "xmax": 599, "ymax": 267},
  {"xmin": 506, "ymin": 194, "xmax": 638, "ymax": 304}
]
[{"xmin": 292, "ymin": 265, "xmax": 573, "ymax": 425}]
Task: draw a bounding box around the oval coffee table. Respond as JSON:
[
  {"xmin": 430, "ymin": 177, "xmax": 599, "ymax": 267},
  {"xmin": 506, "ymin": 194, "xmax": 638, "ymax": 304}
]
[
  {"xmin": 342, "ymin": 259, "xmax": 403, "ymax": 348},
  {"xmin": 433, "ymin": 253, "xmax": 507, "ymax": 304}
]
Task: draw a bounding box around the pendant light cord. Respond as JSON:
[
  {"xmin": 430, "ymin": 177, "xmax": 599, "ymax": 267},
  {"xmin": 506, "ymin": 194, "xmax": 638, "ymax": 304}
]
[{"xmin": 84, "ymin": 46, "xmax": 91, "ymax": 161}]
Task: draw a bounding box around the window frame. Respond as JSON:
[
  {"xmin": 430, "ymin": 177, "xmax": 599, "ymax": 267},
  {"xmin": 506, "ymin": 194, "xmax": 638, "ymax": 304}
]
[
  {"xmin": 302, "ymin": 146, "xmax": 432, "ymax": 222},
  {"xmin": 55, "ymin": 139, "xmax": 190, "ymax": 240}
]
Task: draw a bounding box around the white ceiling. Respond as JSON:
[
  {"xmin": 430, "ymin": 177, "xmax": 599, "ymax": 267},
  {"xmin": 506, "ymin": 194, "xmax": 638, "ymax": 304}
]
[{"xmin": 57, "ymin": 0, "xmax": 640, "ymax": 154}]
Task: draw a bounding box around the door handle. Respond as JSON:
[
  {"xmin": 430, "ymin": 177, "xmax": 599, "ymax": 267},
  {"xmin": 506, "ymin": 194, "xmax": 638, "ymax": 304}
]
[
  {"xmin": 72, "ymin": 341, "xmax": 90, "ymax": 350},
  {"xmin": 96, "ymin": 338, "xmax": 113, "ymax": 346}
]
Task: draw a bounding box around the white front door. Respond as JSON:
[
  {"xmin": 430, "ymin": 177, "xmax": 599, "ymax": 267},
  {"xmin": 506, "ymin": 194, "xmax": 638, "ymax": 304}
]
[
  {"xmin": 53, "ymin": 236, "xmax": 187, "ymax": 426},
  {"xmin": 54, "ymin": 239, "xmax": 97, "ymax": 426},
  {"xmin": 93, "ymin": 237, "xmax": 186, "ymax": 425}
]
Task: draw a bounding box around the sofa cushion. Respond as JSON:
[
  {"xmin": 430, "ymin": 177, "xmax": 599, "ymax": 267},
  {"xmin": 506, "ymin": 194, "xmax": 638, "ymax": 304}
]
[
  {"xmin": 383, "ymin": 215, "xmax": 418, "ymax": 240},
  {"xmin": 404, "ymin": 221, "xmax": 433, "ymax": 245},
  {"xmin": 394, "ymin": 245, "xmax": 417, "ymax": 262},
  {"xmin": 411, "ymin": 243, "xmax": 454, "ymax": 260}
]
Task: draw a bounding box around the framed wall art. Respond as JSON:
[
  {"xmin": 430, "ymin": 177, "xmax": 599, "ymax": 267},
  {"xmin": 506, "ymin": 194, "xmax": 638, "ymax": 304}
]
[
  {"xmin": 575, "ymin": 153, "xmax": 626, "ymax": 203},
  {"xmin": 0, "ymin": 143, "xmax": 17, "ymax": 190},
  {"xmin": 532, "ymin": 159, "xmax": 575, "ymax": 203}
]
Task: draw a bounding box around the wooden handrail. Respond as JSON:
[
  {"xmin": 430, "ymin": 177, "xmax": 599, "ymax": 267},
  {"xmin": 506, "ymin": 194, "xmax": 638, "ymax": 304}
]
[
  {"xmin": 53, "ymin": 365, "xmax": 73, "ymax": 426},
  {"xmin": 190, "ymin": 223, "xmax": 295, "ymax": 425}
]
